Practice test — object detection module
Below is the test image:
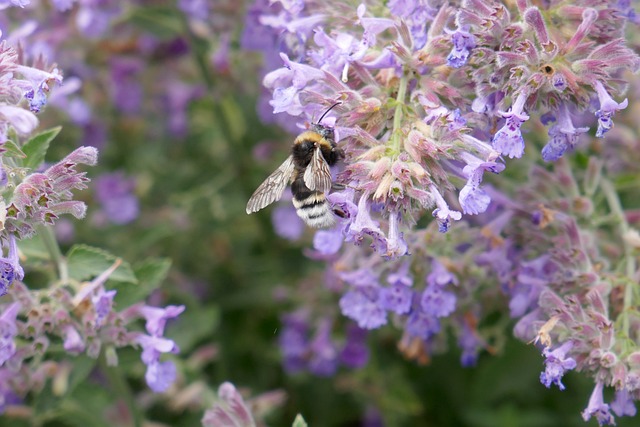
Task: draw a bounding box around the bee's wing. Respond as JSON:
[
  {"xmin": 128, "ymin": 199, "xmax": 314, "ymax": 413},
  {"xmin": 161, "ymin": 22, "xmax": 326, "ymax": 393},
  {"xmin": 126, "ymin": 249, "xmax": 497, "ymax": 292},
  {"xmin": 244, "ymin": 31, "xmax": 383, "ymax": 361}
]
[
  {"xmin": 303, "ymin": 147, "xmax": 332, "ymax": 192},
  {"xmin": 246, "ymin": 156, "xmax": 295, "ymax": 214}
]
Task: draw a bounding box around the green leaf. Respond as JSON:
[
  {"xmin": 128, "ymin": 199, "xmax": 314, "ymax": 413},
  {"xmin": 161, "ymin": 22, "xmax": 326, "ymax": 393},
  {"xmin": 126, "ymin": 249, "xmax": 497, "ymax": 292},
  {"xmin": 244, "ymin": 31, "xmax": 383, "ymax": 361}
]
[
  {"xmin": 292, "ymin": 414, "xmax": 308, "ymax": 427},
  {"xmin": 66, "ymin": 244, "xmax": 137, "ymax": 284},
  {"xmin": 67, "ymin": 356, "xmax": 97, "ymax": 395},
  {"xmin": 112, "ymin": 257, "xmax": 171, "ymax": 307},
  {"xmin": 127, "ymin": 6, "xmax": 183, "ymax": 37},
  {"xmin": 2, "ymin": 140, "xmax": 26, "ymax": 160},
  {"xmin": 22, "ymin": 126, "xmax": 61, "ymax": 170}
]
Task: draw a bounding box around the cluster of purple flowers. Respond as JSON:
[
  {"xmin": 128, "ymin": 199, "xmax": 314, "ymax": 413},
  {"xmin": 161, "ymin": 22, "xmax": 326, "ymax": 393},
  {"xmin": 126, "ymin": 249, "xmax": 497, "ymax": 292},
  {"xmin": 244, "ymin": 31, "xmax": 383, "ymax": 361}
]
[
  {"xmin": 245, "ymin": 0, "xmax": 640, "ymax": 424},
  {"xmin": 0, "ymin": 20, "xmax": 187, "ymax": 411}
]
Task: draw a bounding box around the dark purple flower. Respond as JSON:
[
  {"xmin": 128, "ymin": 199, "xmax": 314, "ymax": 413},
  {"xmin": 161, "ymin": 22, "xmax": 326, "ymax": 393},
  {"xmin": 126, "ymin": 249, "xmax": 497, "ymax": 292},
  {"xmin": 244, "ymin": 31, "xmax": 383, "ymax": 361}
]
[
  {"xmin": 447, "ymin": 27, "xmax": 476, "ymax": 68},
  {"xmin": 492, "ymin": 92, "xmax": 530, "ymax": 159},
  {"xmin": 593, "ymin": 80, "xmax": 628, "ymax": 138},
  {"xmin": 340, "ymin": 324, "xmax": 369, "ymax": 368},
  {"xmin": 540, "ymin": 341, "xmax": 577, "ymax": 391},
  {"xmin": 541, "ymin": 104, "xmax": 589, "ymax": 162},
  {"xmin": 94, "ymin": 172, "xmax": 139, "ymax": 225},
  {"xmin": 582, "ymin": 381, "xmax": 616, "ymax": 425},
  {"xmin": 339, "ymin": 285, "xmax": 387, "ymax": 330}
]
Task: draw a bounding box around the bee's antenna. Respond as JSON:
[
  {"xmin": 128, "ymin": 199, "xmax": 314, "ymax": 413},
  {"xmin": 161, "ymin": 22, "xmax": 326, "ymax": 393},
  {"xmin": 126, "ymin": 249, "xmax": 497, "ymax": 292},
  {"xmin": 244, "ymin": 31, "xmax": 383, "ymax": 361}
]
[{"xmin": 316, "ymin": 102, "xmax": 342, "ymax": 124}]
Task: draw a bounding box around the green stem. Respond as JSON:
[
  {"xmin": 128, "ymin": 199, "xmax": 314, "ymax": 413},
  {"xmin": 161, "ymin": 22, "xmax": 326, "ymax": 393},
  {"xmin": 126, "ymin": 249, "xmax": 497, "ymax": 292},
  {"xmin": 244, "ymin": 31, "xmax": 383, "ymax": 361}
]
[
  {"xmin": 601, "ymin": 178, "xmax": 636, "ymax": 336},
  {"xmin": 99, "ymin": 356, "xmax": 143, "ymax": 427},
  {"xmin": 391, "ymin": 74, "xmax": 409, "ymax": 154},
  {"xmin": 38, "ymin": 225, "xmax": 68, "ymax": 284}
]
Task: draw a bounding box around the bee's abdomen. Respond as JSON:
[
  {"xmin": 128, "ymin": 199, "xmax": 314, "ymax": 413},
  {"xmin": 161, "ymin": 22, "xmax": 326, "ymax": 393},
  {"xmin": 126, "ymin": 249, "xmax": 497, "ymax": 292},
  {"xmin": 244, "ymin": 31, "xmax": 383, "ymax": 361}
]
[{"xmin": 292, "ymin": 193, "xmax": 335, "ymax": 228}]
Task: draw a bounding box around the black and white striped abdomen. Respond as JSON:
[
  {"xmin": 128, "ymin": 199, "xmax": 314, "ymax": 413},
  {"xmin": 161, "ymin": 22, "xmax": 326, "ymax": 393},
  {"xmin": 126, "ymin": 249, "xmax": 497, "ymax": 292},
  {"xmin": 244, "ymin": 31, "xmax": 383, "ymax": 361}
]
[{"xmin": 292, "ymin": 192, "xmax": 335, "ymax": 228}]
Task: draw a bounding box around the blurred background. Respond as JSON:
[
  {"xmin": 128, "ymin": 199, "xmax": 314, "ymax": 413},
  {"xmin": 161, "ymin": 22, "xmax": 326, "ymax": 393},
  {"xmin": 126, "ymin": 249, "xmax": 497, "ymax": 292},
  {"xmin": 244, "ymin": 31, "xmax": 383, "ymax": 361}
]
[{"xmin": 1, "ymin": 1, "xmax": 638, "ymax": 426}]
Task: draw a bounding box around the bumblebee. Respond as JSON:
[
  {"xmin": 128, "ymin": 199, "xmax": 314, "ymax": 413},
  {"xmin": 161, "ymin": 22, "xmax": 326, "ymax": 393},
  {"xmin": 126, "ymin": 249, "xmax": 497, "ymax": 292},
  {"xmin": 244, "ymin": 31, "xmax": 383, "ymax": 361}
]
[{"xmin": 246, "ymin": 103, "xmax": 344, "ymax": 228}]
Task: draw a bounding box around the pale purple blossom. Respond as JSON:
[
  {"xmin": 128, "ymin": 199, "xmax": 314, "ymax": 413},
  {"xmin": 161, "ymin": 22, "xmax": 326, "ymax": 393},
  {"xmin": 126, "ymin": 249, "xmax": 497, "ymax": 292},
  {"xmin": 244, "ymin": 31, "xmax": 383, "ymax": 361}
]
[
  {"xmin": 339, "ymin": 285, "xmax": 387, "ymax": 330},
  {"xmin": 541, "ymin": 104, "xmax": 589, "ymax": 162},
  {"xmin": 582, "ymin": 381, "xmax": 616, "ymax": 425},
  {"xmin": 0, "ymin": 302, "xmax": 20, "ymax": 366},
  {"xmin": 541, "ymin": 341, "xmax": 577, "ymax": 391},
  {"xmin": 492, "ymin": 92, "xmax": 530, "ymax": 158},
  {"xmin": 593, "ymin": 80, "xmax": 628, "ymax": 138}
]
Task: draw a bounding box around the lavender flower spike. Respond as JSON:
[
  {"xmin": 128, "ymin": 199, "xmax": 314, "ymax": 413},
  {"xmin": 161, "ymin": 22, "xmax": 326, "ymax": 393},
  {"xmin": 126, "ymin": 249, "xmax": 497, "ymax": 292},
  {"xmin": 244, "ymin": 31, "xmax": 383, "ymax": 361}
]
[
  {"xmin": 582, "ymin": 381, "xmax": 616, "ymax": 425},
  {"xmin": 492, "ymin": 92, "xmax": 530, "ymax": 159},
  {"xmin": 0, "ymin": 302, "xmax": 21, "ymax": 366},
  {"xmin": 593, "ymin": 80, "xmax": 628, "ymax": 138},
  {"xmin": 0, "ymin": 234, "xmax": 24, "ymax": 296}
]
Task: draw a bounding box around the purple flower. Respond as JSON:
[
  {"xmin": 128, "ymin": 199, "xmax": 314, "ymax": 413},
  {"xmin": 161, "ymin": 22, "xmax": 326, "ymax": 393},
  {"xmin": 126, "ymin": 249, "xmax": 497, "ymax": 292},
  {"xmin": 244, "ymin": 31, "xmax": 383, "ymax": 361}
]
[
  {"xmin": 611, "ymin": 388, "xmax": 637, "ymax": 417},
  {"xmin": 138, "ymin": 304, "xmax": 185, "ymax": 337},
  {"xmin": 458, "ymin": 159, "xmax": 504, "ymax": 215},
  {"xmin": 492, "ymin": 92, "xmax": 530, "ymax": 159},
  {"xmin": 345, "ymin": 194, "xmax": 386, "ymax": 249},
  {"xmin": 379, "ymin": 210, "xmax": 408, "ymax": 259},
  {"xmin": 447, "ymin": 26, "xmax": 476, "ymax": 68},
  {"xmin": 0, "ymin": 235, "xmax": 24, "ymax": 296},
  {"xmin": 340, "ymin": 324, "xmax": 369, "ymax": 368},
  {"xmin": 430, "ymin": 185, "xmax": 461, "ymax": 232},
  {"xmin": 0, "ymin": 105, "xmax": 38, "ymax": 142},
  {"xmin": 426, "ymin": 259, "xmax": 458, "ymax": 288},
  {"xmin": 145, "ymin": 360, "xmax": 177, "ymax": 393},
  {"xmin": 279, "ymin": 311, "xmax": 309, "ymax": 373},
  {"xmin": 420, "ymin": 286, "xmax": 456, "ymax": 318},
  {"xmin": 109, "ymin": 57, "xmax": 143, "ymax": 114},
  {"xmin": 94, "ymin": 172, "xmax": 139, "ymax": 225},
  {"xmin": 135, "ymin": 334, "xmax": 180, "ymax": 392},
  {"xmin": 339, "ymin": 285, "xmax": 387, "ymax": 330},
  {"xmin": 593, "ymin": 80, "xmax": 628, "ymax": 138},
  {"xmin": 308, "ymin": 319, "xmax": 338, "ymax": 376},
  {"xmin": 541, "ymin": 104, "xmax": 589, "ymax": 162},
  {"xmin": 540, "ymin": 341, "xmax": 576, "ymax": 391},
  {"xmin": 582, "ymin": 381, "xmax": 616, "ymax": 425},
  {"xmin": 178, "ymin": 0, "xmax": 209, "ymax": 21},
  {"xmin": 91, "ymin": 289, "xmax": 116, "ymax": 328},
  {"xmin": 379, "ymin": 282, "xmax": 413, "ymax": 315},
  {"xmin": 405, "ymin": 308, "xmax": 440, "ymax": 339},
  {"xmin": 15, "ymin": 65, "xmax": 63, "ymax": 113},
  {"xmin": 313, "ymin": 228, "xmax": 343, "ymax": 255},
  {"xmin": 62, "ymin": 324, "xmax": 85, "ymax": 354},
  {"xmin": 458, "ymin": 322, "xmax": 482, "ymax": 367},
  {"xmin": 0, "ymin": 302, "xmax": 20, "ymax": 366},
  {"xmin": 272, "ymin": 203, "xmax": 304, "ymax": 241}
]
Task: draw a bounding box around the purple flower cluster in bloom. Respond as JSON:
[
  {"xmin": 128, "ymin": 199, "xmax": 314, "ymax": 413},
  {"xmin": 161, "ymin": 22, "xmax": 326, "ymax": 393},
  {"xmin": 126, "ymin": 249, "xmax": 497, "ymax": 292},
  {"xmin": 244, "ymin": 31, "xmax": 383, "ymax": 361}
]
[{"xmin": 246, "ymin": 0, "xmax": 640, "ymax": 424}]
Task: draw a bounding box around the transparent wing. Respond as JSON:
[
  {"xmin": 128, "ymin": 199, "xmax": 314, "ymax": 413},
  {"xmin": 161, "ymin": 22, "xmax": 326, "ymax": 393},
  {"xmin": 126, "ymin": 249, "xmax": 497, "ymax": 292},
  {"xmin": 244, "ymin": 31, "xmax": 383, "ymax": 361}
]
[
  {"xmin": 303, "ymin": 147, "xmax": 332, "ymax": 192},
  {"xmin": 246, "ymin": 156, "xmax": 295, "ymax": 214}
]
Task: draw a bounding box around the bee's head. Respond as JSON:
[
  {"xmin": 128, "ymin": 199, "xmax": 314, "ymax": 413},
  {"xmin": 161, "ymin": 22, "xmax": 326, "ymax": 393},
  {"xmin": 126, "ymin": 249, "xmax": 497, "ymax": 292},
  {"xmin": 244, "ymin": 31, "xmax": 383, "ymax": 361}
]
[{"xmin": 310, "ymin": 123, "xmax": 335, "ymax": 144}]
